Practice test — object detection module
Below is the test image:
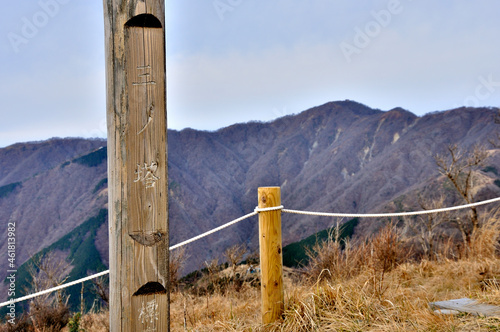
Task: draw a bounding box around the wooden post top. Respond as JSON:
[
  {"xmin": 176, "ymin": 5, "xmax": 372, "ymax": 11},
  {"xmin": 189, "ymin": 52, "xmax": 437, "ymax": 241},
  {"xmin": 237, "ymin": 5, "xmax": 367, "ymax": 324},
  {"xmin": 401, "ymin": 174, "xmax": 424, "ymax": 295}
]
[{"xmin": 104, "ymin": 0, "xmax": 165, "ymax": 28}]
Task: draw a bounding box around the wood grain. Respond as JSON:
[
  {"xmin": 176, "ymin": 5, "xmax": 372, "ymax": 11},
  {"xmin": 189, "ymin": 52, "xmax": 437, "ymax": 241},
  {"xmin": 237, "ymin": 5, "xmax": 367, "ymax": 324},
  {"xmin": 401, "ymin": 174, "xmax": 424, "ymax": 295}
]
[
  {"xmin": 258, "ymin": 187, "xmax": 284, "ymax": 325},
  {"xmin": 103, "ymin": 1, "xmax": 168, "ymax": 330}
]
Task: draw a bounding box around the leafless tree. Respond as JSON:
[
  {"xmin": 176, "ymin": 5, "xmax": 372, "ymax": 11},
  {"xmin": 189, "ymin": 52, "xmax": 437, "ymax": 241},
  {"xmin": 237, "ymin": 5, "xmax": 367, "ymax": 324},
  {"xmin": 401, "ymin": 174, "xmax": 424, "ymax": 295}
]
[
  {"xmin": 489, "ymin": 133, "xmax": 500, "ymax": 148},
  {"xmin": 204, "ymin": 258, "xmax": 219, "ymax": 282},
  {"xmin": 169, "ymin": 247, "xmax": 187, "ymax": 290},
  {"xmin": 369, "ymin": 222, "xmax": 405, "ymax": 298},
  {"xmin": 403, "ymin": 195, "xmax": 449, "ymax": 260},
  {"xmin": 224, "ymin": 244, "xmax": 246, "ymax": 278},
  {"xmin": 26, "ymin": 251, "xmax": 72, "ymax": 331},
  {"xmin": 434, "ymin": 144, "xmax": 488, "ymax": 248},
  {"xmin": 91, "ymin": 275, "xmax": 109, "ymax": 306},
  {"xmin": 27, "ymin": 251, "xmax": 72, "ymax": 308},
  {"xmin": 488, "ymin": 108, "xmax": 500, "ymax": 147}
]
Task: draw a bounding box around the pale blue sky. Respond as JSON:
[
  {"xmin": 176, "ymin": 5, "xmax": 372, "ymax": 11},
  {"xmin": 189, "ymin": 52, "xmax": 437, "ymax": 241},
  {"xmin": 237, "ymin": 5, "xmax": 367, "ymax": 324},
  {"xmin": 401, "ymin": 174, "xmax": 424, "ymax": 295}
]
[{"xmin": 1, "ymin": 1, "xmax": 500, "ymax": 147}]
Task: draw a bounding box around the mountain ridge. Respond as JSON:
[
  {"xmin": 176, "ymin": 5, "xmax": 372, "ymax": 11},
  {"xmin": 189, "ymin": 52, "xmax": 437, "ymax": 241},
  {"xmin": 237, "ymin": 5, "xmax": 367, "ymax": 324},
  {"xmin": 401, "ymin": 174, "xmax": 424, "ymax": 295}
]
[{"xmin": 1, "ymin": 101, "xmax": 499, "ymax": 292}]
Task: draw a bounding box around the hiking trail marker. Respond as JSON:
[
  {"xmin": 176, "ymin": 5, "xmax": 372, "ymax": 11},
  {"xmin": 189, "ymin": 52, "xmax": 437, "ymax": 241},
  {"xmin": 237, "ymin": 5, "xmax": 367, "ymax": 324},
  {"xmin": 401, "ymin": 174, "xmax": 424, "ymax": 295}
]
[{"xmin": 103, "ymin": 1, "xmax": 169, "ymax": 331}]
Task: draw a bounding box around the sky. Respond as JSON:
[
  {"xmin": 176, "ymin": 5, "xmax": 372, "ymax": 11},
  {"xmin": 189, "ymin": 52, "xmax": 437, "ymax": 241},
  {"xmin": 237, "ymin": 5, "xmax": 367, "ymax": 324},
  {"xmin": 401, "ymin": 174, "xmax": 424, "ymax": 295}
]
[{"xmin": 1, "ymin": 1, "xmax": 500, "ymax": 148}]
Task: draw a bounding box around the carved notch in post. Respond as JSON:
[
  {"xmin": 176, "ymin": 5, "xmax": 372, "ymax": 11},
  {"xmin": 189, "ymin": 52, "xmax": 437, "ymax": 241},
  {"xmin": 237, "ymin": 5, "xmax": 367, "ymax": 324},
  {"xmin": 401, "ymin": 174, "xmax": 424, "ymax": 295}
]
[{"xmin": 103, "ymin": 1, "xmax": 168, "ymax": 331}]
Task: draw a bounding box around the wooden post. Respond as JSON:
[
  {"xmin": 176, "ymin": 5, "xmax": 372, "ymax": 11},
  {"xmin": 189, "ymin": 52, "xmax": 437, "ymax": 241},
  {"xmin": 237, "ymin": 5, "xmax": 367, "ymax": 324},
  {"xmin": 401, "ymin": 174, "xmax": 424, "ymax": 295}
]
[
  {"xmin": 103, "ymin": 1, "xmax": 169, "ymax": 331},
  {"xmin": 258, "ymin": 187, "xmax": 284, "ymax": 324}
]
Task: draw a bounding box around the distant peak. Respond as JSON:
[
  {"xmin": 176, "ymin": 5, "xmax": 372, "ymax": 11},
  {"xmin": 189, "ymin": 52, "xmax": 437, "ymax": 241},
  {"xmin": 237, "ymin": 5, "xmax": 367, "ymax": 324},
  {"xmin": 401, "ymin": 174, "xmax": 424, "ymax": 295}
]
[
  {"xmin": 336, "ymin": 99, "xmax": 370, "ymax": 108},
  {"xmin": 388, "ymin": 107, "xmax": 407, "ymax": 113},
  {"xmin": 386, "ymin": 107, "xmax": 417, "ymax": 117},
  {"xmin": 316, "ymin": 100, "xmax": 381, "ymax": 116}
]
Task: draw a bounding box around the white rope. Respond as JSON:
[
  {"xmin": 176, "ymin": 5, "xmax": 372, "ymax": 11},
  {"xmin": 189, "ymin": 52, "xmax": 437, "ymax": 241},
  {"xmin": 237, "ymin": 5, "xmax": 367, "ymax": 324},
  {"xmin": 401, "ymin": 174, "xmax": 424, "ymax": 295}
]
[
  {"xmin": 0, "ymin": 270, "xmax": 109, "ymax": 308},
  {"xmin": 254, "ymin": 205, "xmax": 284, "ymax": 213},
  {"xmin": 168, "ymin": 211, "xmax": 258, "ymax": 250},
  {"xmin": 4, "ymin": 196, "xmax": 499, "ymax": 307},
  {"xmin": 282, "ymin": 196, "xmax": 500, "ymax": 218},
  {"xmin": 168, "ymin": 205, "xmax": 283, "ymax": 251},
  {"xmin": 1, "ymin": 212, "xmax": 258, "ymax": 307}
]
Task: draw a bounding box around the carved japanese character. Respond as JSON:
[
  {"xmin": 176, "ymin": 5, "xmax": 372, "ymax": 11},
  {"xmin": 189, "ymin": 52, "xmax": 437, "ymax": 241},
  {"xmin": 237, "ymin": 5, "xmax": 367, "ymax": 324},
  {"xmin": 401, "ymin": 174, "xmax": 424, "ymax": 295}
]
[
  {"xmin": 135, "ymin": 162, "xmax": 160, "ymax": 188},
  {"xmin": 138, "ymin": 299, "xmax": 158, "ymax": 325}
]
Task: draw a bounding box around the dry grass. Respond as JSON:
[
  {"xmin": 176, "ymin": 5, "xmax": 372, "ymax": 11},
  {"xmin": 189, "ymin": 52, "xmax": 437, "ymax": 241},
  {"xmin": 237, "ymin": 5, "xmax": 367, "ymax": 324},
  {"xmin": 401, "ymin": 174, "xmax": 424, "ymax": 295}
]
[
  {"xmin": 3, "ymin": 213, "xmax": 500, "ymax": 331},
  {"xmin": 79, "ymin": 311, "xmax": 109, "ymax": 331},
  {"xmin": 166, "ymin": 218, "xmax": 500, "ymax": 332},
  {"xmin": 170, "ymin": 284, "xmax": 261, "ymax": 331},
  {"xmin": 166, "ymin": 255, "xmax": 500, "ymax": 331},
  {"xmin": 470, "ymin": 211, "xmax": 500, "ymax": 259}
]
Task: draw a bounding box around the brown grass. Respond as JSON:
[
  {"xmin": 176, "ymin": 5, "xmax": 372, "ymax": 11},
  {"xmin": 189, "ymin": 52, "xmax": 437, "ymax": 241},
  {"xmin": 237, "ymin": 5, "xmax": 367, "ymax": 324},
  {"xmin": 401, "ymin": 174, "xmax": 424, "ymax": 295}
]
[
  {"xmin": 470, "ymin": 211, "xmax": 500, "ymax": 259},
  {"xmin": 165, "ymin": 219, "xmax": 500, "ymax": 331},
  {"xmin": 79, "ymin": 311, "xmax": 109, "ymax": 331},
  {"xmin": 164, "ymin": 254, "xmax": 500, "ymax": 331},
  {"xmin": 2, "ymin": 214, "xmax": 500, "ymax": 331}
]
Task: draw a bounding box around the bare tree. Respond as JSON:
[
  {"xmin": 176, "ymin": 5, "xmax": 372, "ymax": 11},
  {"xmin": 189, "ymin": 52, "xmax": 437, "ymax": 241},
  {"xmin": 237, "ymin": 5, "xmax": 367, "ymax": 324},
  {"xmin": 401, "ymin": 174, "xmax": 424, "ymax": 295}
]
[
  {"xmin": 27, "ymin": 251, "xmax": 72, "ymax": 308},
  {"xmin": 169, "ymin": 247, "xmax": 187, "ymax": 290},
  {"xmin": 488, "ymin": 108, "xmax": 500, "ymax": 147},
  {"xmin": 204, "ymin": 258, "xmax": 219, "ymax": 287},
  {"xmin": 403, "ymin": 195, "xmax": 449, "ymax": 260},
  {"xmin": 91, "ymin": 275, "xmax": 109, "ymax": 306},
  {"xmin": 26, "ymin": 251, "xmax": 72, "ymax": 331},
  {"xmin": 224, "ymin": 244, "xmax": 246, "ymax": 279},
  {"xmin": 369, "ymin": 222, "xmax": 405, "ymax": 298},
  {"xmin": 434, "ymin": 144, "xmax": 488, "ymax": 248},
  {"xmin": 488, "ymin": 131, "xmax": 500, "ymax": 148}
]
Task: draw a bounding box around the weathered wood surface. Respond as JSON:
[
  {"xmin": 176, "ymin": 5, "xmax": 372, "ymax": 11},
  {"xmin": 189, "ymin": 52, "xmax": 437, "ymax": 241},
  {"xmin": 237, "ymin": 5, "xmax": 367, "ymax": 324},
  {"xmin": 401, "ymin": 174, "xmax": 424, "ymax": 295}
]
[
  {"xmin": 103, "ymin": 1, "xmax": 168, "ymax": 331},
  {"xmin": 430, "ymin": 298, "xmax": 500, "ymax": 317},
  {"xmin": 258, "ymin": 187, "xmax": 284, "ymax": 324}
]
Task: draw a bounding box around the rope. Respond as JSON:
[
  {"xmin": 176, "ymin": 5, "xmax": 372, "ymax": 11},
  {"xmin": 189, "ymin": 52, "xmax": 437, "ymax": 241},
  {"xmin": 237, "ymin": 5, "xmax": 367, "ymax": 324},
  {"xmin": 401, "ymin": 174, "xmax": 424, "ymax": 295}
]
[
  {"xmin": 282, "ymin": 196, "xmax": 500, "ymax": 218},
  {"xmin": 169, "ymin": 205, "xmax": 283, "ymax": 250},
  {"xmin": 1, "ymin": 211, "xmax": 259, "ymax": 308},
  {"xmin": 3, "ymin": 196, "xmax": 499, "ymax": 308},
  {"xmin": 168, "ymin": 211, "xmax": 258, "ymax": 250},
  {"xmin": 0, "ymin": 270, "xmax": 109, "ymax": 308},
  {"xmin": 254, "ymin": 205, "xmax": 284, "ymax": 213}
]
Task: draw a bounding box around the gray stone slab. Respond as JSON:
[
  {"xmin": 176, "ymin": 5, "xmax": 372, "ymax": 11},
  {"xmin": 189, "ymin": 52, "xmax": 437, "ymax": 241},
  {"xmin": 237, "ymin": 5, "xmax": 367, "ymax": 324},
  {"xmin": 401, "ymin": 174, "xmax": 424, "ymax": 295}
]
[
  {"xmin": 433, "ymin": 309, "xmax": 461, "ymax": 315},
  {"xmin": 429, "ymin": 298, "xmax": 500, "ymax": 317}
]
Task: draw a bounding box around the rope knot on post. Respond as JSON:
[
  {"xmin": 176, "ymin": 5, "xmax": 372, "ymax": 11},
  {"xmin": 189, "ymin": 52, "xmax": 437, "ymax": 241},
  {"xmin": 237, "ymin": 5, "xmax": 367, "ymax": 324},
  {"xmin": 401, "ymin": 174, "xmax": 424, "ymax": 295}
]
[{"xmin": 254, "ymin": 205, "xmax": 284, "ymax": 213}]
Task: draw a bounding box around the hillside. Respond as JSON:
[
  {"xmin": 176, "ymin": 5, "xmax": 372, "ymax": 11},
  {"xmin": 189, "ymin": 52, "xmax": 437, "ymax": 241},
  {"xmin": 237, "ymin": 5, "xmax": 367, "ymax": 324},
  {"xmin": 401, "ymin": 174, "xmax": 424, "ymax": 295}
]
[
  {"xmin": 5, "ymin": 209, "xmax": 108, "ymax": 314},
  {"xmin": 1, "ymin": 101, "xmax": 500, "ymax": 295}
]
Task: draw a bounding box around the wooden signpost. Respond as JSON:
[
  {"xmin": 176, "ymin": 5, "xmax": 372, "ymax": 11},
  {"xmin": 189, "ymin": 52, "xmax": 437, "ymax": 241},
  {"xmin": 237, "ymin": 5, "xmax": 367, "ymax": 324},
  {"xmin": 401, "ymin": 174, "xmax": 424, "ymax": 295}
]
[{"xmin": 103, "ymin": 1, "xmax": 169, "ymax": 331}]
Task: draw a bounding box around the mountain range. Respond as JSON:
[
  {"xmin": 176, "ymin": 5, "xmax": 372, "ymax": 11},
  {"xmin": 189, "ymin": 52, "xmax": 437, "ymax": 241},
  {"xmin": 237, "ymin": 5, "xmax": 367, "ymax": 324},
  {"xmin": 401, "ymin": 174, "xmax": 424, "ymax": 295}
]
[{"xmin": 1, "ymin": 100, "xmax": 500, "ymax": 300}]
